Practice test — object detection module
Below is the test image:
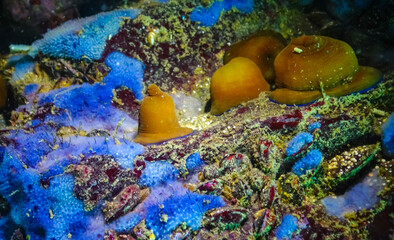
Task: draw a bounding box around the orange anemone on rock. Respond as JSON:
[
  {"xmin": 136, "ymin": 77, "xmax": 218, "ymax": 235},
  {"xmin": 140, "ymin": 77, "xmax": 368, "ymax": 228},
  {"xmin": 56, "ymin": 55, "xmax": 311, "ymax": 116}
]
[
  {"xmin": 270, "ymin": 35, "xmax": 382, "ymax": 105},
  {"xmin": 324, "ymin": 66, "xmax": 382, "ymax": 97},
  {"xmin": 134, "ymin": 84, "xmax": 193, "ymax": 145},
  {"xmin": 274, "ymin": 35, "xmax": 359, "ymax": 91},
  {"xmin": 223, "ymin": 30, "xmax": 286, "ymax": 83},
  {"xmin": 210, "ymin": 57, "xmax": 270, "ymax": 115}
]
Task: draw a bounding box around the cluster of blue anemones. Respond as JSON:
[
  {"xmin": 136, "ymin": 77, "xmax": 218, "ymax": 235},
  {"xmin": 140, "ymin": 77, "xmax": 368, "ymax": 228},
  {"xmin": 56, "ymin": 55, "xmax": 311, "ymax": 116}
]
[
  {"xmin": 11, "ymin": 57, "xmax": 35, "ymax": 82},
  {"xmin": 29, "ymin": 9, "xmax": 140, "ymax": 60},
  {"xmin": 144, "ymin": 185, "xmax": 224, "ymax": 238},
  {"xmin": 190, "ymin": 0, "xmax": 254, "ymax": 27},
  {"xmin": 307, "ymin": 122, "xmax": 321, "ymax": 132}
]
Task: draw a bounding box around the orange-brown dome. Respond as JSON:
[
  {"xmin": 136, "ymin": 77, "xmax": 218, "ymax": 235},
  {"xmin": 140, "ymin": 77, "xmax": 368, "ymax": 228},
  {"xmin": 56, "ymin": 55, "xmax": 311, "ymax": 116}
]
[
  {"xmin": 134, "ymin": 84, "xmax": 193, "ymax": 145},
  {"xmin": 274, "ymin": 35, "xmax": 359, "ymax": 91},
  {"xmin": 325, "ymin": 66, "xmax": 382, "ymax": 97},
  {"xmin": 224, "ymin": 30, "xmax": 286, "ymax": 83},
  {"xmin": 269, "ymin": 88, "xmax": 322, "ymax": 105},
  {"xmin": 210, "ymin": 57, "xmax": 270, "ymax": 115}
]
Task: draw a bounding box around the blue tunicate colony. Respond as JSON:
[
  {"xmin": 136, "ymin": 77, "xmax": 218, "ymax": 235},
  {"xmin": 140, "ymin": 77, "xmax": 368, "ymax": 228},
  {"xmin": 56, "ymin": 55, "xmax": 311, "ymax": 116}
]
[
  {"xmin": 381, "ymin": 113, "xmax": 394, "ymax": 157},
  {"xmin": 27, "ymin": 51, "xmax": 144, "ymax": 133},
  {"xmin": 286, "ymin": 132, "xmax": 313, "ymax": 156},
  {"xmin": 29, "ymin": 9, "xmax": 140, "ymax": 60},
  {"xmin": 104, "ymin": 51, "xmax": 145, "ymax": 100},
  {"xmin": 190, "ymin": 0, "xmax": 254, "ymax": 26},
  {"xmin": 292, "ymin": 149, "xmax": 322, "ymax": 176},
  {"xmin": 113, "ymin": 160, "xmax": 225, "ymax": 239},
  {"xmin": 11, "ymin": 57, "xmax": 35, "ymax": 82},
  {"xmin": 0, "ymin": 150, "xmax": 106, "ymax": 239},
  {"xmin": 185, "ymin": 152, "xmax": 205, "ymax": 173},
  {"xmin": 307, "ymin": 122, "xmax": 321, "ymax": 132},
  {"xmin": 0, "ymin": 9, "xmax": 226, "ymax": 239},
  {"xmin": 275, "ymin": 214, "xmax": 299, "ymax": 239},
  {"xmin": 286, "ymin": 131, "xmax": 323, "ymax": 176}
]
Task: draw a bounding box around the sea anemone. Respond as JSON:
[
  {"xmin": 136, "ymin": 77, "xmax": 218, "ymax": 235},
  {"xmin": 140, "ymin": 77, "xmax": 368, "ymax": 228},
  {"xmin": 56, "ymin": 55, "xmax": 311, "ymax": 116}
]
[
  {"xmin": 210, "ymin": 57, "xmax": 270, "ymax": 115},
  {"xmin": 134, "ymin": 84, "xmax": 193, "ymax": 144}
]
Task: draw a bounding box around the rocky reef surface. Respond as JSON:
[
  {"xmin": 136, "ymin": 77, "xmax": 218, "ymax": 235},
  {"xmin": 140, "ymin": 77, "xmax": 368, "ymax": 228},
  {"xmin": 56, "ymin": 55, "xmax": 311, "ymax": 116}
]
[{"xmin": 0, "ymin": 0, "xmax": 393, "ymax": 240}]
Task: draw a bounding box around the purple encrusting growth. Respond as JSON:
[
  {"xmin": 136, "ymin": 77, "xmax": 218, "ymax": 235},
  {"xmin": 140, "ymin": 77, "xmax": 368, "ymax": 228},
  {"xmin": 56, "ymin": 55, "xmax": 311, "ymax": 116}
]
[
  {"xmin": 190, "ymin": 0, "xmax": 254, "ymax": 27},
  {"xmin": 292, "ymin": 149, "xmax": 323, "ymax": 176},
  {"xmin": 321, "ymin": 169, "xmax": 384, "ymax": 219},
  {"xmin": 275, "ymin": 214, "xmax": 299, "ymax": 239},
  {"xmin": 29, "ymin": 9, "xmax": 140, "ymax": 60},
  {"xmin": 286, "ymin": 132, "xmax": 313, "ymax": 156}
]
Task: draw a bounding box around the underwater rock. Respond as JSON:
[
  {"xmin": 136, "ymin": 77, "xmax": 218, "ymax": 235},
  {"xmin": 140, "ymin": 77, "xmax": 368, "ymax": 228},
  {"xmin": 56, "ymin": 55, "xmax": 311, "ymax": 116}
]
[
  {"xmin": 1, "ymin": 1, "xmax": 393, "ymax": 239},
  {"xmin": 203, "ymin": 207, "xmax": 248, "ymax": 230},
  {"xmin": 134, "ymin": 84, "xmax": 193, "ymax": 144},
  {"xmin": 210, "ymin": 57, "xmax": 270, "ymax": 115},
  {"xmin": 322, "ymin": 144, "xmax": 379, "ymax": 182},
  {"xmin": 65, "ymin": 155, "xmax": 137, "ymax": 211},
  {"xmin": 103, "ymin": 185, "xmax": 148, "ymax": 222}
]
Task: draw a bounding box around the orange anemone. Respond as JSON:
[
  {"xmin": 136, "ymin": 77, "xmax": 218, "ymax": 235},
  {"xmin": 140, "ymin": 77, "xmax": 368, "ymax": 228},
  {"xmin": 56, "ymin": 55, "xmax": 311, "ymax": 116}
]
[
  {"xmin": 134, "ymin": 84, "xmax": 193, "ymax": 145},
  {"xmin": 270, "ymin": 35, "xmax": 382, "ymax": 105},
  {"xmin": 274, "ymin": 35, "xmax": 359, "ymax": 91},
  {"xmin": 224, "ymin": 30, "xmax": 286, "ymax": 83},
  {"xmin": 210, "ymin": 57, "xmax": 270, "ymax": 115}
]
